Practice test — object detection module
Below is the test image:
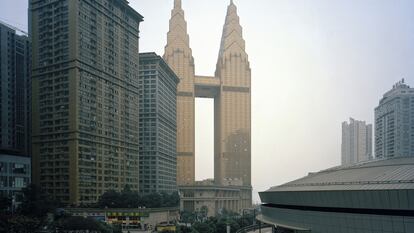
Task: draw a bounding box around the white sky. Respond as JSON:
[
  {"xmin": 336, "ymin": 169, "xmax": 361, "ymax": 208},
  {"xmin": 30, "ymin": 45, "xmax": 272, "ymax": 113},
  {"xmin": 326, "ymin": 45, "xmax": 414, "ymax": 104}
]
[{"xmin": 2, "ymin": 0, "xmax": 414, "ymax": 203}]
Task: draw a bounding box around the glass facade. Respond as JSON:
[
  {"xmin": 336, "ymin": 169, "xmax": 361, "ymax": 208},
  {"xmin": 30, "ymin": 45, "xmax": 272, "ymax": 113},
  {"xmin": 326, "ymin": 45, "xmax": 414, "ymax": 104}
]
[{"xmin": 0, "ymin": 154, "xmax": 31, "ymax": 197}]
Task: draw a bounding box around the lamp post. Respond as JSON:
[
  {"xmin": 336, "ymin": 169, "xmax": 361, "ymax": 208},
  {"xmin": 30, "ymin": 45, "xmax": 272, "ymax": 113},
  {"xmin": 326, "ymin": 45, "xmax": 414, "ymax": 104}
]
[
  {"xmin": 241, "ymin": 209, "xmax": 246, "ymax": 228},
  {"xmin": 253, "ymin": 208, "xmax": 256, "ymax": 225},
  {"xmin": 241, "ymin": 208, "xmax": 258, "ymax": 229},
  {"xmin": 11, "ymin": 194, "xmax": 15, "ymax": 216}
]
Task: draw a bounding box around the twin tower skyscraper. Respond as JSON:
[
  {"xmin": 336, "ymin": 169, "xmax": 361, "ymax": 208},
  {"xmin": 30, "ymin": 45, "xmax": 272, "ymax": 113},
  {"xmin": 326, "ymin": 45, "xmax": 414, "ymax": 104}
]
[{"xmin": 164, "ymin": 0, "xmax": 252, "ymax": 190}]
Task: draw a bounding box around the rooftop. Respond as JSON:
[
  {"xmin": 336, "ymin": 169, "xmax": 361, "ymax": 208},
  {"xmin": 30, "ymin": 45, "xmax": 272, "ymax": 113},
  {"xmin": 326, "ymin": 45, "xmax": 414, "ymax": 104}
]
[
  {"xmin": 379, "ymin": 79, "xmax": 414, "ymax": 105},
  {"xmin": 265, "ymin": 156, "xmax": 414, "ymax": 192}
]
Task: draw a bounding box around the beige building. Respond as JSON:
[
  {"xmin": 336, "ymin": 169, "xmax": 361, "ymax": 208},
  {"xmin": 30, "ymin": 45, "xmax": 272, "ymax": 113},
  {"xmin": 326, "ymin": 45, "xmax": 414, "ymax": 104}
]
[
  {"xmin": 341, "ymin": 118, "xmax": 372, "ymax": 165},
  {"xmin": 30, "ymin": 0, "xmax": 143, "ymax": 204},
  {"xmin": 179, "ymin": 179, "xmax": 251, "ymax": 217},
  {"xmin": 164, "ymin": 0, "xmax": 252, "ymax": 214}
]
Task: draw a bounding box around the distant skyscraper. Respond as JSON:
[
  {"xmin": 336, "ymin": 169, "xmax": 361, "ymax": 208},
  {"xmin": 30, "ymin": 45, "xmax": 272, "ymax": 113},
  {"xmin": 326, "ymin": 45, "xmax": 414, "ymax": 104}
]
[
  {"xmin": 138, "ymin": 53, "xmax": 179, "ymax": 194},
  {"xmin": 341, "ymin": 118, "xmax": 372, "ymax": 165},
  {"xmin": 30, "ymin": 0, "xmax": 143, "ymax": 204},
  {"xmin": 0, "ymin": 22, "xmax": 31, "ymax": 156},
  {"xmin": 375, "ymin": 79, "xmax": 414, "ymax": 159}
]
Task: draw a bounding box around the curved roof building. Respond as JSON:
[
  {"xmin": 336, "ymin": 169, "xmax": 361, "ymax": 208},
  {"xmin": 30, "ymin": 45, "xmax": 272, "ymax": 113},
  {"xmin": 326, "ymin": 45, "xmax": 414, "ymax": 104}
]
[{"xmin": 259, "ymin": 157, "xmax": 414, "ymax": 233}]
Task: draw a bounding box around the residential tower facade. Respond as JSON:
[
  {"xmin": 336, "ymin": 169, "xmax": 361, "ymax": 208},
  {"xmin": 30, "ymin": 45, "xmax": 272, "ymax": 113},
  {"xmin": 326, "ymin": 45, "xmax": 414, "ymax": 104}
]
[
  {"xmin": 138, "ymin": 52, "xmax": 179, "ymax": 194},
  {"xmin": 375, "ymin": 79, "xmax": 414, "ymax": 159},
  {"xmin": 0, "ymin": 22, "xmax": 31, "ymax": 156},
  {"xmin": 30, "ymin": 0, "xmax": 143, "ymax": 204},
  {"xmin": 341, "ymin": 118, "xmax": 372, "ymax": 165}
]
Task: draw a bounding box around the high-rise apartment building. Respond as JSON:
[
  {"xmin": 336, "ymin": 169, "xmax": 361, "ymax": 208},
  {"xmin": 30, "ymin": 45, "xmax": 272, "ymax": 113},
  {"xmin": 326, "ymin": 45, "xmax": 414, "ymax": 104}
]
[
  {"xmin": 30, "ymin": 0, "xmax": 143, "ymax": 204},
  {"xmin": 375, "ymin": 79, "xmax": 414, "ymax": 159},
  {"xmin": 0, "ymin": 22, "xmax": 31, "ymax": 156},
  {"xmin": 341, "ymin": 118, "xmax": 372, "ymax": 165},
  {"xmin": 138, "ymin": 53, "xmax": 179, "ymax": 194}
]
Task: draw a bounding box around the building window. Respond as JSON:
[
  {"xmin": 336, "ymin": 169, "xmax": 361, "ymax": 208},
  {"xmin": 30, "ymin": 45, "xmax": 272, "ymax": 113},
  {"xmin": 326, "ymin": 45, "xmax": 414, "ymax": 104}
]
[{"xmin": 12, "ymin": 163, "xmax": 26, "ymax": 174}]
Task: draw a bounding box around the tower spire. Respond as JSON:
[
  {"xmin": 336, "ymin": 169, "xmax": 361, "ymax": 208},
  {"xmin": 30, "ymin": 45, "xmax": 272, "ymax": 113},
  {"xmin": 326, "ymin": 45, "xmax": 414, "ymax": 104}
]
[
  {"xmin": 165, "ymin": 0, "xmax": 191, "ymax": 52},
  {"xmin": 174, "ymin": 0, "xmax": 181, "ymax": 9},
  {"xmin": 217, "ymin": 0, "xmax": 246, "ymax": 61}
]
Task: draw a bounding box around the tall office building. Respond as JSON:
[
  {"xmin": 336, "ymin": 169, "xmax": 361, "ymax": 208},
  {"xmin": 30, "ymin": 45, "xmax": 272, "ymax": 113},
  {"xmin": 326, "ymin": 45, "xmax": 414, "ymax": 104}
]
[
  {"xmin": 30, "ymin": 0, "xmax": 143, "ymax": 204},
  {"xmin": 375, "ymin": 79, "xmax": 414, "ymax": 159},
  {"xmin": 138, "ymin": 53, "xmax": 179, "ymax": 194},
  {"xmin": 164, "ymin": 0, "xmax": 252, "ymax": 214},
  {"xmin": 341, "ymin": 118, "xmax": 372, "ymax": 165},
  {"xmin": 0, "ymin": 22, "xmax": 31, "ymax": 156}
]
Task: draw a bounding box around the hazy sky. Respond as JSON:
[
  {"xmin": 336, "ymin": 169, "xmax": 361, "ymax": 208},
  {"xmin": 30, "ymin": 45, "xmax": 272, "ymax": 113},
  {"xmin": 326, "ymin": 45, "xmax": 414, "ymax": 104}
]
[{"xmin": 2, "ymin": 0, "xmax": 414, "ymax": 203}]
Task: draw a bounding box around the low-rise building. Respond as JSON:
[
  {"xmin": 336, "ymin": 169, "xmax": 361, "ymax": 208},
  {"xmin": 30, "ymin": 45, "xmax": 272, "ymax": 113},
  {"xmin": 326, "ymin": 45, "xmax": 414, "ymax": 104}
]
[
  {"xmin": 66, "ymin": 207, "xmax": 179, "ymax": 231},
  {"xmin": 259, "ymin": 157, "xmax": 414, "ymax": 232},
  {"xmin": 0, "ymin": 152, "xmax": 31, "ymax": 197},
  {"xmin": 179, "ymin": 179, "xmax": 251, "ymax": 217}
]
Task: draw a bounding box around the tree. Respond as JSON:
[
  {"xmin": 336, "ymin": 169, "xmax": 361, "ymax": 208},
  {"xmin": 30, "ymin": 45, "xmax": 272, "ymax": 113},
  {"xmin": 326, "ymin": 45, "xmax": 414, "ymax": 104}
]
[
  {"xmin": 2, "ymin": 215, "xmax": 41, "ymax": 233},
  {"xmin": 0, "ymin": 196, "xmax": 11, "ymax": 214},
  {"xmin": 200, "ymin": 206, "xmax": 209, "ymax": 221},
  {"xmin": 97, "ymin": 190, "xmax": 180, "ymax": 208},
  {"xmin": 192, "ymin": 222, "xmax": 215, "ymax": 233},
  {"xmin": 161, "ymin": 191, "xmax": 180, "ymax": 207},
  {"xmin": 18, "ymin": 184, "xmax": 60, "ymax": 218},
  {"xmin": 146, "ymin": 192, "xmax": 162, "ymax": 208},
  {"xmin": 97, "ymin": 189, "xmax": 121, "ymax": 208},
  {"xmin": 180, "ymin": 211, "xmax": 196, "ymax": 224}
]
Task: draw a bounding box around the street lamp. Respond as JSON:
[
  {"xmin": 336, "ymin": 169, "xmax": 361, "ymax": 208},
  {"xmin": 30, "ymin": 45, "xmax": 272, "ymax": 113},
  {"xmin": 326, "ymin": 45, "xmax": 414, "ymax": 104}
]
[
  {"xmin": 253, "ymin": 208, "xmax": 256, "ymax": 225},
  {"xmin": 11, "ymin": 194, "xmax": 15, "ymax": 215},
  {"xmin": 241, "ymin": 208, "xmax": 255, "ymax": 228}
]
